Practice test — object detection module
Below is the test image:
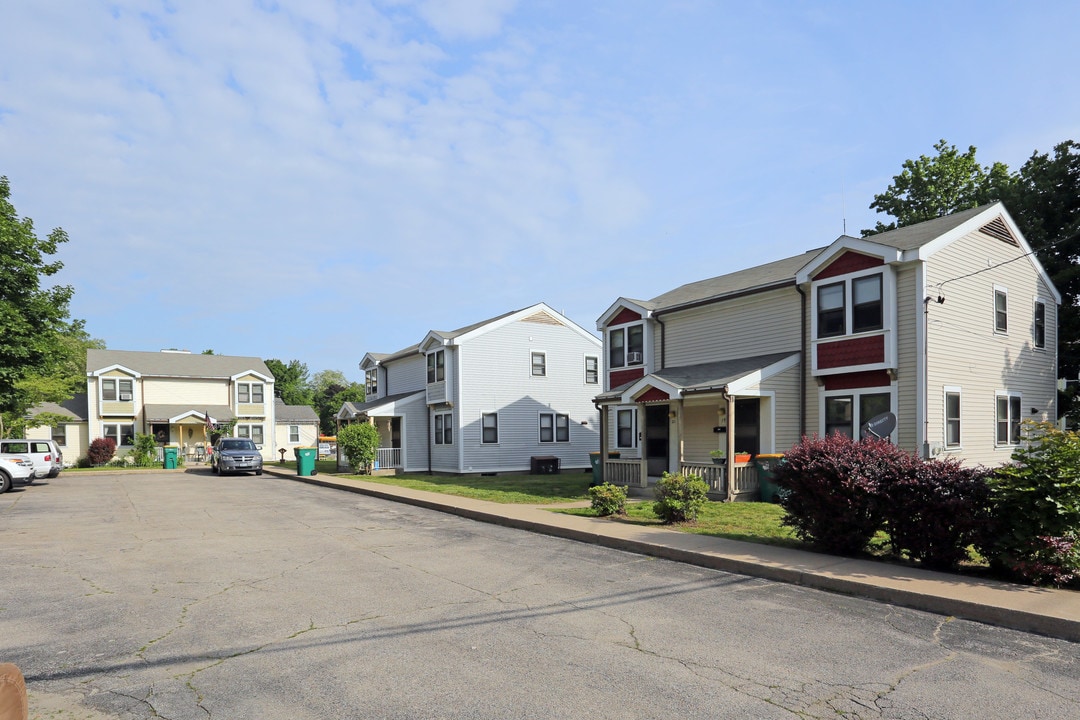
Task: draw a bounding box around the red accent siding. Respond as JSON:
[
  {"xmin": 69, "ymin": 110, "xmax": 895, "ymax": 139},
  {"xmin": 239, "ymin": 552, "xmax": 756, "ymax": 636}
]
[
  {"xmin": 814, "ymin": 251, "xmax": 883, "ymax": 280},
  {"xmin": 609, "ymin": 368, "xmax": 645, "ymax": 388},
  {"xmin": 823, "ymin": 370, "xmax": 891, "ymax": 391},
  {"xmin": 817, "ymin": 335, "xmax": 884, "ymax": 369},
  {"xmin": 609, "ymin": 308, "xmax": 642, "ymax": 326},
  {"xmin": 635, "ymin": 387, "xmax": 670, "ymax": 403}
]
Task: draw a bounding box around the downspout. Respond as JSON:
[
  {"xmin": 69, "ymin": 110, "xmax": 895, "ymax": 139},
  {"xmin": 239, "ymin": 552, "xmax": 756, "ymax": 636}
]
[
  {"xmin": 426, "ymin": 406, "xmax": 432, "ymax": 475},
  {"xmin": 796, "ymin": 284, "xmax": 807, "ymax": 438}
]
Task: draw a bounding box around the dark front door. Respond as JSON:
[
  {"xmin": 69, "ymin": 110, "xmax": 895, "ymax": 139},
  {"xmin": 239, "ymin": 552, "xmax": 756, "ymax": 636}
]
[
  {"xmin": 391, "ymin": 417, "xmax": 402, "ymax": 449},
  {"xmin": 644, "ymin": 405, "xmax": 670, "ymax": 477},
  {"xmin": 734, "ymin": 399, "xmax": 760, "ymax": 456}
]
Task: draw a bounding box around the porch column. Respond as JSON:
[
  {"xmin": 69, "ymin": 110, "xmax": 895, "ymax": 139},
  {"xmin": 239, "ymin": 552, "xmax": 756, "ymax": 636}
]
[
  {"xmin": 725, "ymin": 394, "xmax": 736, "ymax": 502},
  {"xmin": 675, "ymin": 401, "xmax": 684, "ymax": 474},
  {"xmin": 598, "ymin": 405, "xmax": 608, "ymax": 484}
]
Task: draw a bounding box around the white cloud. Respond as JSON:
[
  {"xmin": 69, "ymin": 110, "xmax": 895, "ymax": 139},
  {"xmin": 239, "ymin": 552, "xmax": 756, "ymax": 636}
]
[{"xmin": 414, "ymin": 0, "xmax": 517, "ymax": 41}]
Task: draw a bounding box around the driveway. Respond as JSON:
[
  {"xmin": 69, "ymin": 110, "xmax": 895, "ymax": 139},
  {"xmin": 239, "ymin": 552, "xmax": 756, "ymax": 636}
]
[{"xmin": 2, "ymin": 473, "xmax": 1077, "ymax": 719}]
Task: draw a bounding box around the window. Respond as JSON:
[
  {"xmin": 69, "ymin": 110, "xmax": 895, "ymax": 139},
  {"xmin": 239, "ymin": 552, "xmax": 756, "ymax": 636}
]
[
  {"xmin": 366, "ymin": 369, "xmax": 378, "ymax": 396},
  {"xmin": 103, "ymin": 424, "xmax": 135, "ymax": 447},
  {"xmin": 539, "ymin": 413, "xmax": 570, "ymax": 443},
  {"xmin": 616, "ymin": 408, "xmax": 635, "ymax": 448},
  {"xmin": 585, "ymin": 356, "xmax": 599, "ymax": 384},
  {"xmin": 824, "ymin": 391, "xmax": 891, "ymax": 439},
  {"xmin": 238, "ymin": 424, "xmax": 264, "ymax": 445},
  {"xmin": 945, "ymin": 389, "xmax": 961, "ymax": 447},
  {"xmin": 52, "ymin": 425, "xmax": 67, "ymax": 447},
  {"xmin": 815, "ymin": 271, "xmax": 885, "ymax": 339},
  {"xmin": 481, "ymin": 413, "xmax": 498, "ymax": 444},
  {"xmin": 531, "ymin": 352, "xmax": 546, "ymax": 377},
  {"xmin": 289, "ymin": 425, "xmax": 300, "ymax": 443},
  {"xmin": 101, "ymin": 378, "xmax": 116, "ymax": 401},
  {"xmin": 237, "ymin": 383, "xmax": 264, "ymax": 404},
  {"xmin": 427, "ymin": 350, "xmax": 445, "ymax": 383},
  {"xmin": 996, "ymin": 393, "xmax": 1021, "ymax": 446},
  {"xmin": 608, "ymin": 324, "xmax": 644, "ymax": 368},
  {"xmin": 852, "ymin": 275, "xmax": 883, "ymax": 333},
  {"xmin": 994, "ymin": 288, "xmax": 1008, "ymax": 333},
  {"xmin": 1034, "ymin": 301, "xmax": 1046, "ymax": 349},
  {"xmin": 434, "ymin": 412, "xmax": 453, "ymax": 445}
]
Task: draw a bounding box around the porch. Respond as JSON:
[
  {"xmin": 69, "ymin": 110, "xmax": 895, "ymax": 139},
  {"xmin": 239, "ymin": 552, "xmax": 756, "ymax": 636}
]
[{"xmin": 603, "ymin": 457, "xmax": 760, "ymax": 501}]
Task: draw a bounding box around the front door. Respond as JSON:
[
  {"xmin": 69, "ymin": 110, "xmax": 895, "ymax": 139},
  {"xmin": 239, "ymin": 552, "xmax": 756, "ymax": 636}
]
[
  {"xmin": 644, "ymin": 405, "xmax": 670, "ymax": 477},
  {"xmin": 734, "ymin": 398, "xmax": 760, "ymax": 455}
]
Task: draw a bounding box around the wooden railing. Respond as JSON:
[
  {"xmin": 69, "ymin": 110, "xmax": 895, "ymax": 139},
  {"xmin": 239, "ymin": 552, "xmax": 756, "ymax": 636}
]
[
  {"xmin": 730, "ymin": 462, "xmax": 759, "ymax": 498},
  {"xmin": 604, "ymin": 459, "xmax": 645, "ymax": 487},
  {"xmin": 376, "ymin": 447, "xmax": 402, "ymax": 469},
  {"xmin": 680, "ymin": 461, "xmax": 758, "ymax": 499}
]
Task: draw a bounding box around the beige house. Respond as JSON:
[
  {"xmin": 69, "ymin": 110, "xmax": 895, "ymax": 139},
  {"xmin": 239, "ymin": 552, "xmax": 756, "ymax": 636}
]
[
  {"xmin": 595, "ymin": 203, "xmax": 1060, "ymax": 498},
  {"xmin": 26, "ymin": 394, "xmax": 89, "ymax": 466},
  {"xmin": 274, "ymin": 398, "xmax": 319, "ymax": 461}
]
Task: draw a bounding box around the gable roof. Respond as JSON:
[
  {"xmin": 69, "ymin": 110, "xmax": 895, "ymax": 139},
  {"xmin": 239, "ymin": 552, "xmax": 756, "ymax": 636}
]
[
  {"xmin": 274, "ymin": 399, "xmax": 319, "ymax": 423},
  {"xmin": 30, "ymin": 393, "xmax": 89, "ymax": 422},
  {"xmin": 87, "ymin": 349, "xmax": 273, "ymax": 379},
  {"xmin": 595, "ymin": 352, "xmax": 800, "ymax": 404}
]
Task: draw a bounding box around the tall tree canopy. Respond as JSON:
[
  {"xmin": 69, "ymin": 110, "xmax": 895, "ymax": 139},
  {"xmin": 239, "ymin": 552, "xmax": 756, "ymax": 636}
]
[
  {"xmin": 0, "ymin": 175, "xmax": 84, "ymax": 426},
  {"xmin": 312, "ymin": 369, "xmax": 365, "ymax": 432},
  {"xmin": 866, "ymin": 139, "xmax": 1080, "ymax": 422},
  {"xmin": 265, "ymin": 358, "xmax": 314, "ymax": 407}
]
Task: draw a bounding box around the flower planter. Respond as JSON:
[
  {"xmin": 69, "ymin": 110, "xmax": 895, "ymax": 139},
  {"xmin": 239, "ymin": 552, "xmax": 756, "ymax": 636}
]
[
  {"xmin": 710, "ymin": 457, "xmax": 726, "ymax": 465},
  {"xmin": 733, "ymin": 453, "xmax": 752, "ymax": 464}
]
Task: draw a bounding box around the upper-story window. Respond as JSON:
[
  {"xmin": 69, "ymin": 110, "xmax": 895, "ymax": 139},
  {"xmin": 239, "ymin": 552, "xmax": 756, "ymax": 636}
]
[
  {"xmin": 609, "ymin": 324, "xmax": 644, "ymax": 368},
  {"xmin": 427, "ymin": 350, "xmax": 445, "ymax": 383},
  {"xmin": 531, "ymin": 352, "xmax": 547, "ymax": 377},
  {"xmin": 102, "ymin": 378, "xmax": 133, "ymax": 401},
  {"xmin": 816, "ymin": 272, "xmax": 883, "ymax": 339},
  {"xmin": 994, "ymin": 287, "xmax": 1008, "ymax": 334},
  {"xmin": 1034, "ymin": 300, "xmax": 1046, "ymax": 349},
  {"xmin": 584, "ymin": 356, "xmax": 599, "ymax": 384},
  {"xmin": 365, "ymin": 369, "xmax": 378, "ymax": 396},
  {"xmin": 237, "ymin": 382, "xmax": 264, "ymax": 404}
]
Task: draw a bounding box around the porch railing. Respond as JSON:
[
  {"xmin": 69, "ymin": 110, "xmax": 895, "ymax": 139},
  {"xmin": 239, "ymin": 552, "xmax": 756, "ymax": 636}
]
[
  {"xmin": 376, "ymin": 447, "xmax": 402, "ymax": 469},
  {"xmin": 680, "ymin": 461, "xmax": 758, "ymax": 500},
  {"xmin": 604, "ymin": 459, "xmax": 645, "ymax": 487}
]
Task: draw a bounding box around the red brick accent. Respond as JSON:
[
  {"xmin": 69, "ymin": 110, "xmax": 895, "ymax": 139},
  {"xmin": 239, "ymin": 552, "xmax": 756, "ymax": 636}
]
[
  {"xmin": 609, "ymin": 368, "xmax": 644, "ymax": 388},
  {"xmin": 817, "ymin": 334, "xmax": 884, "ymax": 369},
  {"xmin": 814, "ymin": 251, "xmax": 883, "ymax": 280},
  {"xmin": 635, "ymin": 387, "xmax": 670, "ymax": 403},
  {"xmin": 823, "ymin": 370, "xmax": 892, "ymax": 391},
  {"xmin": 608, "ymin": 308, "xmax": 642, "ymax": 326}
]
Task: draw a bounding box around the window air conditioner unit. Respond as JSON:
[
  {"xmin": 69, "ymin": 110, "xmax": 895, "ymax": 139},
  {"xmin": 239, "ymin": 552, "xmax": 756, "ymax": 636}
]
[
  {"xmin": 627, "ymin": 352, "xmax": 643, "ymax": 364},
  {"xmin": 119, "ymin": 393, "xmax": 132, "ymax": 401}
]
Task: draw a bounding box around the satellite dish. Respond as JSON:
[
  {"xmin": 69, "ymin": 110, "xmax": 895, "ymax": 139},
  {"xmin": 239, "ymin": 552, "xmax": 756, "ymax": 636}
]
[{"xmin": 861, "ymin": 411, "xmax": 896, "ymax": 441}]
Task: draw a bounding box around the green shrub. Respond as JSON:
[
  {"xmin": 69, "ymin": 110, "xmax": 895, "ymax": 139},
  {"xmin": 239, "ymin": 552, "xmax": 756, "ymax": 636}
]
[
  {"xmin": 653, "ymin": 472, "xmax": 708, "ymax": 523},
  {"xmin": 338, "ymin": 422, "xmax": 381, "ymax": 473},
  {"xmin": 984, "ymin": 422, "xmax": 1080, "ymax": 584},
  {"xmin": 131, "ymin": 433, "xmax": 158, "ymax": 467},
  {"xmin": 589, "ymin": 482, "xmax": 628, "ymax": 516}
]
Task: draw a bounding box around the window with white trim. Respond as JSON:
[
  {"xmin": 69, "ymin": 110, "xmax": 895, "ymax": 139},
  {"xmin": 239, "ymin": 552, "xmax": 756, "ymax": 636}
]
[
  {"xmin": 824, "ymin": 391, "xmax": 891, "ymax": 439},
  {"xmin": 585, "ymin": 355, "xmax": 599, "ymax": 384},
  {"xmin": 944, "ymin": 388, "xmax": 961, "ymax": 448},
  {"xmin": 427, "ymin": 350, "xmax": 445, "ymax": 383},
  {"xmin": 237, "ymin": 383, "xmax": 264, "ymax": 404},
  {"xmin": 289, "ymin": 425, "xmax": 300, "ymax": 443},
  {"xmin": 52, "ymin": 425, "xmax": 67, "ymax": 446},
  {"xmin": 1034, "ymin": 300, "xmax": 1046, "ymax": 349},
  {"xmin": 531, "ymin": 352, "xmax": 546, "ymax": 377},
  {"xmin": 608, "ymin": 324, "xmax": 644, "ymax": 368},
  {"xmin": 365, "ymin": 368, "xmax": 378, "ymax": 396},
  {"xmin": 816, "ymin": 271, "xmax": 884, "ymax": 339},
  {"xmin": 995, "ymin": 393, "xmax": 1021, "ymax": 446},
  {"xmin": 994, "ymin": 287, "xmax": 1008, "ymax": 334},
  {"xmin": 616, "ymin": 408, "xmax": 636, "ymax": 448},
  {"xmin": 103, "ymin": 423, "xmax": 135, "ymax": 447},
  {"xmin": 539, "ymin": 413, "xmax": 570, "ymax": 443},
  {"xmin": 101, "ymin": 378, "xmax": 133, "ymax": 402},
  {"xmin": 434, "ymin": 412, "xmax": 453, "ymax": 445},
  {"xmin": 237, "ymin": 424, "xmax": 264, "ymax": 445},
  {"xmin": 481, "ymin": 413, "xmax": 498, "ymax": 444}
]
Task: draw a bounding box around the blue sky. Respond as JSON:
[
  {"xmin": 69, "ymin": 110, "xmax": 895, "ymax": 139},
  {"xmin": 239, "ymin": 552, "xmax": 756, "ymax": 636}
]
[{"xmin": 2, "ymin": 1, "xmax": 1078, "ymax": 382}]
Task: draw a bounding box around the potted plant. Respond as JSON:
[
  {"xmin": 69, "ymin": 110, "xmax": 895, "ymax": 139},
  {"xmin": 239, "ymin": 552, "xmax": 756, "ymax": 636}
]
[
  {"xmin": 709, "ymin": 449, "xmax": 726, "ymax": 465},
  {"xmin": 733, "ymin": 451, "xmax": 753, "ymax": 464}
]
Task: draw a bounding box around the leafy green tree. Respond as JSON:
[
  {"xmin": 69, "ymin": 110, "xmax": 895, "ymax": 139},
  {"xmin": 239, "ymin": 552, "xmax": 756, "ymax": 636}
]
[
  {"xmin": 337, "ymin": 421, "xmax": 380, "ymax": 473},
  {"xmin": 265, "ymin": 358, "xmax": 314, "ymax": 407},
  {"xmin": 863, "ymin": 139, "xmax": 1013, "ymax": 235},
  {"xmin": 0, "ymin": 175, "xmax": 82, "ymax": 432},
  {"xmin": 312, "ymin": 369, "xmax": 365, "ymax": 432}
]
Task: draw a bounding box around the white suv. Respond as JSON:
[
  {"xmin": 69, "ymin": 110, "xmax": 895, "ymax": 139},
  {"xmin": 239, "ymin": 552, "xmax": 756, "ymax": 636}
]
[
  {"xmin": 0, "ymin": 439, "xmax": 63, "ymax": 480},
  {"xmin": 0, "ymin": 453, "xmax": 35, "ymax": 493}
]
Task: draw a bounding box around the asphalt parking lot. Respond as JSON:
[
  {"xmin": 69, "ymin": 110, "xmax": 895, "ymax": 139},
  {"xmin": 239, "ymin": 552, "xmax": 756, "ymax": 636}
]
[{"xmin": 2, "ymin": 472, "xmax": 1078, "ymax": 719}]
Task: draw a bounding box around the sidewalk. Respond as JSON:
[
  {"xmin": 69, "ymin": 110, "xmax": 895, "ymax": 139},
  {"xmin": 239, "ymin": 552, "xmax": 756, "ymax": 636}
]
[{"xmin": 265, "ymin": 467, "xmax": 1080, "ymax": 643}]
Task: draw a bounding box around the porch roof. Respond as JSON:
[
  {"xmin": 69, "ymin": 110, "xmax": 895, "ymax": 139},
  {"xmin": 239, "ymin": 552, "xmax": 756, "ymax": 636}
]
[
  {"xmin": 341, "ymin": 390, "xmax": 425, "ymax": 418},
  {"xmin": 594, "ymin": 352, "xmax": 799, "ymax": 404},
  {"xmin": 143, "ymin": 404, "xmax": 235, "ymax": 423}
]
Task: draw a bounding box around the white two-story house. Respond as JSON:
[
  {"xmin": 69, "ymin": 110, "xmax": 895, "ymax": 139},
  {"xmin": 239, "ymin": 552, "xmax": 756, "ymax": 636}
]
[
  {"xmin": 595, "ymin": 203, "xmax": 1060, "ymax": 498},
  {"xmin": 338, "ymin": 303, "xmax": 603, "ymax": 475}
]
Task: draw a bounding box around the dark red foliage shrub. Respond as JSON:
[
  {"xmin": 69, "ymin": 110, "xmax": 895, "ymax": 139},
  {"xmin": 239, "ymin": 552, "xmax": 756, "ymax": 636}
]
[
  {"xmin": 774, "ymin": 433, "xmax": 910, "ymax": 556},
  {"xmin": 87, "ymin": 437, "xmax": 116, "ymax": 466},
  {"xmin": 1007, "ymin": 534, "xmax": 1080, "ymax": 588},
  {"xmin": 879, "ymin": 457, "xmax": 992, "ymax": 570}
]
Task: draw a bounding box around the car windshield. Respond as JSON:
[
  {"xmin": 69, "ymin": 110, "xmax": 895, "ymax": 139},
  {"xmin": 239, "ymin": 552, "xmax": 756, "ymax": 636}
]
[{"xmin": 221, "ymin": 439, "xmax": 257, "ymax": 451}]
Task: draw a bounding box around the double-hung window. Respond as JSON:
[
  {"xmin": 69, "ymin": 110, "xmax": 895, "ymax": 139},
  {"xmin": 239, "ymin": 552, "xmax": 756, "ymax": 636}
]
[
  {"xmin": 289, "ymin": 425, "xmax": 300, "ymax": 443},
  {"xmin": 584, "ymin": 356, "xmax": 599, "ymax": 384},
  {"xmin": 539, "ymin": 413, "xmax": 570, "ymax": 443},
  {"xmin": 434, "ymin": 412, "xmax": 453, "ymax": 445},
  {"xmin": 103, "ymin": 423, "xmax": 135, "ymax": 447},
  {"xmin": 816, "ymin": 272, "xmax": 884, "ymax": 338},
  {"xmin": 238, "ymin": 383, "xmax": 264, "ymax": 404},
  {"xmin": 531, "ymin": 352, "xmax": 546, "ymax": 377},
  {"xmin": 608, "ymin": 324, "xmax": 644, "ymax": 368},
  {"xmin": 101, "ymin": 378, "xmax": 133, "ymax": 401},
  {"xmin": 852, "ymin": 275, "xmax": 883, "ymax": 333},
  {"xmin": 427, "ymin": 350, "xmax": 445, "ymax": 383},
  {"xmin": 481, "ymin": 413, "xmax": 498, "ymax": 444},
  {"xmin": 945, "ymin": 389, "xmax": 961, "ymax": 448},
  {"xmin": 994, "ymin": 288, "xmax": 1008, "ymax": 334},
  {"xmin": 817, "ymin": 283, "xmax": 846, "ymax": 338},
  {"xmin": 365, "ymin": 369, "xmax": 378, "ymax": 396},
  {"xmin": 824, "ymin": 392, "xmax": 890, "ymax": 439},
  {"xmin": 52, "ymin": 425, "xmax": 67, "ymax": 446},
  {"xmin": 616, "ymin": 408, "xmax": 636, "ymax": 448},
  {"xmin": 1034, "ymin": 301, "xmax": 1046, "ymax": 349},
  {"xmin": 238, "ymin": 424, "xmax": 264, "ymax": 445},
  {"xmin": 996, "ymin": 393, "xmax": 1021, "ymax": 446}
]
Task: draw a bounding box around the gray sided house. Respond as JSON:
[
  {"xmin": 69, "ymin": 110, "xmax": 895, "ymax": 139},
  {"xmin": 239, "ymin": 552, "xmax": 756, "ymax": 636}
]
[
  {"xmin": 338, "ymin": 303, "xmax": 603, "ymax": 475},
  {"xmin": 595, "ymin": 203, "xmax": 1060, "ymax": 499}
]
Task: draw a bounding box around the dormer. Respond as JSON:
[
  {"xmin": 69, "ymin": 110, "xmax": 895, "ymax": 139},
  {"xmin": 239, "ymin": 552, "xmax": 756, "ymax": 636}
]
[
  {"xmin": 90, "ymin": 364, "xmax": 141, "ymax": 416},
  {"xmin": 359, "ymin": 354, "xmax": 384, "ymax": 401},
  {"xmin": 597, "ymin": 299, "xmax": 653, "ymax": 391},
  {"xmin": 419, "ymin": 332, "xmax": 452, "ymax": 406},
  {"xmin": 231, "ymin": 370, "xmax": 273, "ymax": 417}
]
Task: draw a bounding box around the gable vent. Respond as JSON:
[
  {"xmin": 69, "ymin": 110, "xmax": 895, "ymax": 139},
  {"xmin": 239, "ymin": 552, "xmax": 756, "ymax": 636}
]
[
  {"xmin": 522, "ymin": 311, "xmax": 564, "ymax": 326},
  {"xmin": 979, "ymin": 216, "xmax": 1019, "ymax": 246}
]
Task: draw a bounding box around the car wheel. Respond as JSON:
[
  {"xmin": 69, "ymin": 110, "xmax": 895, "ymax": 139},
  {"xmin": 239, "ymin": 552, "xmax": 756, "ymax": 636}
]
[
  {"xmin": 256, "ymin": 470, "xmax": 263, "ymax": 476},
  {"xmin": 214, "ymin": 463, "xmax": 221, "ymax": 476},
  {"xmin": 0, "ymin": 471, "xmax": 11, "ymax": 494}
]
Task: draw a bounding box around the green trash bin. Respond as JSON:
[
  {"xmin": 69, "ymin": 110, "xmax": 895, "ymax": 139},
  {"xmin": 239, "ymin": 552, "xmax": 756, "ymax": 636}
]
[
  {"xmin": 294, "ymin": 447, "xmax": 318, "ymax": 477},
  {"xmin": 589, "ymin": 452, "xmax": 601, "ymax": 486},
  {"xmin": 163, "ymin": 446, "xmax": 179, "ymax": 470},
  {"xmin": 756, "ymin": 453, "xmax": 785, "ymax": 502}
]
